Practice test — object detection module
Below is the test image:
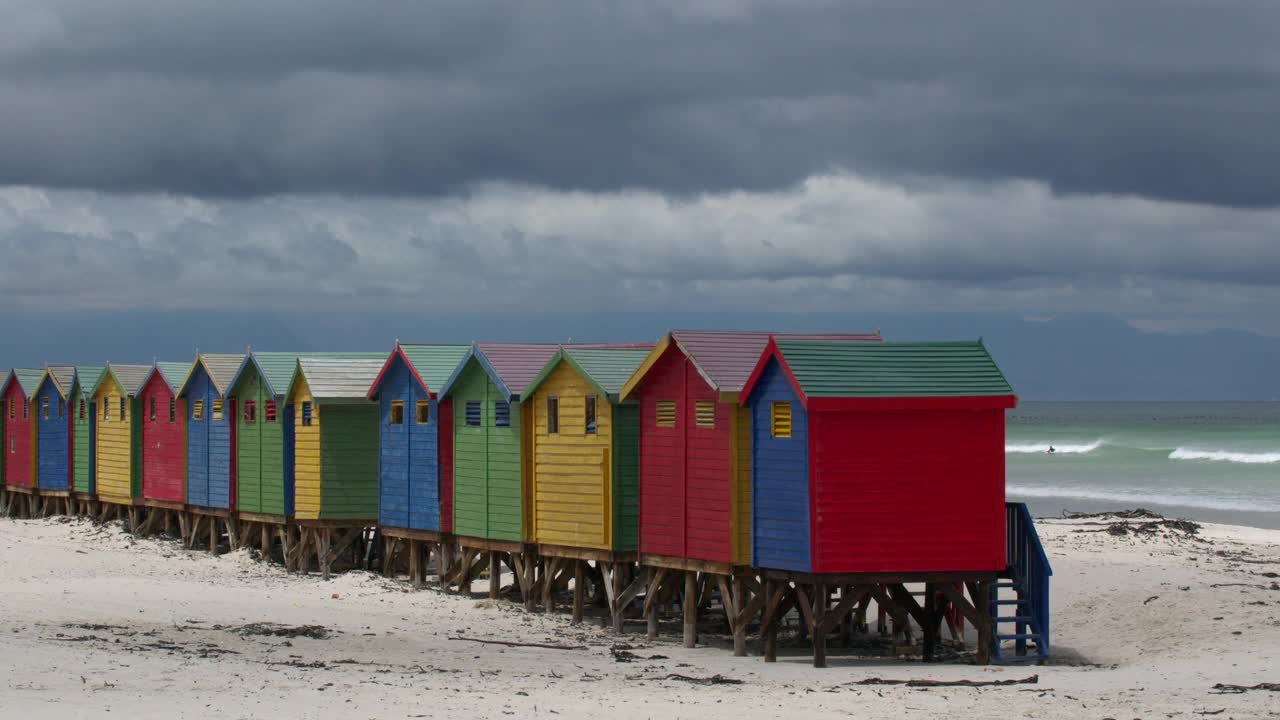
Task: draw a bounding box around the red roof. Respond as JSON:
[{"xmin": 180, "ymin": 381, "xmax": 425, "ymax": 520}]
[
  {"xmin": 476, "ymin": 343, "xmax": 562, "ymax": 396},
  {"xmin": 670, "ymin": 329, "xmax": 881, "ymax": 393}
]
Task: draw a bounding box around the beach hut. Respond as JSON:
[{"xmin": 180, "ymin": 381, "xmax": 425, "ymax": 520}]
[
  {"xmin": 137, "ymin": 363, "xmax": 189, "ymax": 519},
  {"xmin": 31, "ymin": 366, "xmax": 75, "ymax": 513},
  {"xmin": 437, "ymin": 342, "xmax": 561, "ymax": 598},
  {"xmin": 284, "ymin": 354, "xmax": 386, "ymax": 576},
  {"xmin": 69, "ymin": 366, "xmax": 104, "ymax": 512},
  {"xmin": 617, "ymin": 330, "xmax": 880, "ymax": 649},
  {"xmin": 739, "ymin": 338, "xmax": 1046, "ymax": 665},
  {"xmin": 177, "ymin": 354, "xmax": 245, "ymax": 552},
  {"xmin": 90, "ymin": 364, "xmax": 152, "ymax": 524},
  {"xmin": 365, "ymin": 343, "xmax": 470, "ymax": 584},
  {"xmin": 520, "ymin": 345, "xmax": 653, "ymax": 627},
  {"xmin": 2, "ymin": 369, "xmax": 42, "ymax": 516}
]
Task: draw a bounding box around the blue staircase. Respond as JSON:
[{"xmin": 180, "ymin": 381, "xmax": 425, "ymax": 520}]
[{"xmin": 991, "ymin": 502, "xmax": 1052, "ymax": 663}]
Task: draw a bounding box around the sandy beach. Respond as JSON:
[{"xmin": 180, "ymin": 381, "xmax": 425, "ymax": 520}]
[{"xmin": 0, "ymin": 513, "xmax": 1276, "ymax": 719}]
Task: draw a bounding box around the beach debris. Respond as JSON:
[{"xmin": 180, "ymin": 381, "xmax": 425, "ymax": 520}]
[
  {"xmin": 1143, "ymin": 595, "xmax": 1159, "ymax": 605},
  {"xmin": 1209, "ymin": 682, "xmax": 1280, "ymax": 694},
  {"xmin": 1062, "ymin": 508, "xmax": 1163, "ymax": 520},
  {"xmin": 236, "ymin": 623, "xmax": 331, "ymax": 640},
  {"xmin": 846, "ymin": 675, "xmax": 1039, "ymax": 688},
  {"xmin": 1193, "ymin": 709, "xmax": 1226, "ymax": 716},
  {"xmin": 449, "ymin": 636, "xmax": 586, "ymax": 650},
  {"xmin": 610, "ymin": 644, "xmax": 669, "ymax": 662},
  {"xmin": 1072, "ymin": 518, "xmax": 1201, "ymax": 538},
  {"xmin": 664, "ymin": 673, "xmax": 743, "ymax": 686}
]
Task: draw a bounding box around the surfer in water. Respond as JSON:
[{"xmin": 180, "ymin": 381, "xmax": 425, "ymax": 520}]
[{"xmin": 1047, "ymin": 445, "xmax": 1056, "ymax": 455}]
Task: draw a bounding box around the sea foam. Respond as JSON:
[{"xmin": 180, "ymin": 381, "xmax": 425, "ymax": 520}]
[
  {"xmin": 1007, "ymin": 485, "xmax": 1280, "ymax": 514},
  {"xmin": 1169, "ymin": 448, "xmax": 1280, "ymax": 465}
]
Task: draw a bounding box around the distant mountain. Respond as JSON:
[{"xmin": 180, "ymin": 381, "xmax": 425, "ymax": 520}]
[{"xmin": 1, "ymin": 308, "xmax": 1276, "ymax": 400}]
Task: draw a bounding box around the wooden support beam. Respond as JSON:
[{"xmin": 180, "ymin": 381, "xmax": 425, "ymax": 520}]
[
  {"xmin": 812, "ymin": 581, "xmax": 829, "ymax": 668},
  {"xmin": 682, "ymin": 571, "xmax": 698, "ymax": 648},
  {"xmin": 731, "ymin": 575, "xmax": 748, "ymax": 657},
  {"xmin": 645, "ymin": 567, "xmax": 662, "ymax": 639},
  {"xmin": 488, "ymin": 551, "xmax": 500, "ymax": 598},
  {"xmin": 571, "ymin": 560, "xmax": 586, "ymax": 625}
]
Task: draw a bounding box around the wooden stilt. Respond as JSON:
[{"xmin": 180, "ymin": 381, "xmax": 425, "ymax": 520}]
[
  {"xmin": 488, "ymin": 551, "xmax": 500, "ymax": 599},
  {"xmin": 572, "ymin": 561, "xmax": 586, "ymax": 625},
  {"xmin": 812, "ymin": 582, "xmax": 828, "ymax": 668},
  {"xmin": 731, "ymin": 575, "xmax": 747, "ymax": 657},
  {"xmin": 683, "ymin": 571, "xmax": 698, "ymax": 648}
]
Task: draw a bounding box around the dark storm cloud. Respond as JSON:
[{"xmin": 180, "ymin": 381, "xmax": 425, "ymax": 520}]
[{"xmin": 3, "ymin": 0, "xmax": 1279, "ymax": 205}]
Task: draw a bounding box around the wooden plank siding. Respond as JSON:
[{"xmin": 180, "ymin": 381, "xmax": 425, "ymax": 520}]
[
  {"xmin": 318, "ymin": 404, "xmax": 379, "ymax": 520},
  {"xmin": 233, "ymin": 367, "xmax": 288, "ymax": 516},
  {"xmin": 437, "ymin": 398, "xmax": 453, "ymax": 534},
  {"xmin": 748, "ymin": 359, "xmax": 811, "ymax": 572},
  {"xmin": 375, "ymin": 356, "xmax": 442, "ymax": 531},
  {"xmin": 291, "ymin": 382, "xmax": 321, "ymax": 519},
  {"xmin": 3, "ymin": 380, "xmax": 35, "ymax": 489},
  {"xmin": 71, "ymin": 374, "xmax": 96, "ymax": 494},
  {"xmin": 530, "ymin": 362, "xmax": 613, "ymax": 550},
  {"xmin": 93, "ymin": 376, "xmax": 133, "ymax": 503},
  {"xmin": 809, "ymin": 408, "xmax": 1007, "ymax": 573},
  {"xmin": 633, "ymin": 345, "xmax": 745, "ymax": 565},
  {"xmin": 449, "ymin": 360, "xmax": 524, "ymax": 542},
  {"xmin": 184, "ymin": 365, "xmax": 236, "ymax": 510},
  {"xmin": 35, "ymin": 374, "xmax": 70, "ymax": 491},
  {"xmin": 139, "ymin": 371, "xmax": 186, "ymax": 504}
]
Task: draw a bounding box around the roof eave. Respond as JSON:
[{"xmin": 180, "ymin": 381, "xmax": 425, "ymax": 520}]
[{"xmin": 617, "ymin": 333, "xmax": 672, "ymax": 402}]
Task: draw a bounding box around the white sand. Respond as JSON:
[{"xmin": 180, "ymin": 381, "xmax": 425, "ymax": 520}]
[{"xmin": 1, "ymin": 514, "xmax": 1277, "ymax": 719}]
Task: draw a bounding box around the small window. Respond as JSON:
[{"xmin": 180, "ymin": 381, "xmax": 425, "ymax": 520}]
[
  {"xmin": 7, "ymin": 399, "xmax": 12, "ymax": 419},
  {"xmin": 212, "ymin": 399, "xmax": 224, "ymax": 422},
  {"xmin": 103, "ymin": 399, "xmax": 110, "ymax": 422},
  {"xmin": 584, "ymin": 395, "xmax": 597, "ymax": 434},
  {"xmin": 79, "ymin": 399, "xmax": 86, "ymax": 420},
  {"xmin": 770, "ymin": 402, "xmax": 792, "ymax": 439},
  {"xmin": 546, "ymin": 396, "xmax": 559, "ymax": 434},
  {"xmin": 58, "ymin": 398, "xmax": 65, "ymax": 419},
  {"xmin": 655, "ymin": 400, "xmax": 676, "ymax": 428},
  {"xmin": 42, "ymin": 396, "xmax": 50, "ymax": 420},
  {"xmin": 465, "ymin": 400, "xmax": 481, "ymax": 427},
  {"xmin": 415, "ymin": 400, "xmax": 430, "ymax": 425},
  {"xmin": 389, "ymin": 400, "xmax": 404, "ymax": 425},
  {"xmin": 118, "ymin": 398, "xmax": 126, "ymax": 420},
  {"xmin": 193, "ymin": 400, "xmax": 205, "ymax": 421},
  {"xmin": 264, "ymin": 400, "xmax": 277, "ymax": 423},
  {"xmin": 24, "ymin": 400, "xmax": 29, "ymax": 420},
  {"xmin": 695, "ymin": 400, "xmax": 715, "ymax": 429},
  {"xmin": 169, "ymin": 397, "xmax": 176, "ymax": 423},
  {"xmin": 301, "ymin": 402, "xmax": 313, "ymax": 426},
  {"xmin": 243, "ymin": 400, "xmax": 257, "ymax": 424},
  {"xmin": 149, "ymin": 397, "xmax": 157, "ymax": 422}
]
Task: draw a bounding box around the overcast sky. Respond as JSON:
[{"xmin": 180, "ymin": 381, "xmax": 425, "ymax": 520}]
[{"xmin": 3, "ymin": 0, "xmax": 1279, "ymax": 335}]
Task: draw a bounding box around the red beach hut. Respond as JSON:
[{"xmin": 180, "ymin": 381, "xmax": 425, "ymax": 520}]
[{"xmin": 137, "ymin": 362, "xmax": 190, "ymax": 507}]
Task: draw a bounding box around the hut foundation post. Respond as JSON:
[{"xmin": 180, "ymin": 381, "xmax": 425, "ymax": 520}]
[
  {"xmin": 226, "ymin": 518, "xmax": 239, "ymax": 551},
  {"xmin": 542, "ymin": 557, "xmax": 560, "ymax": 614},
  {"xmin": 571, "ymin": 561, "xmax": 586, "ymax": 625},
  {"xmin": 811, "ymin": 582, "xmax": 828, "ymax": 668},
  {"xmin": 208, "ymin": 517, "xmax": 218, "ymax": 555},
  {"xmin": 259, "ymin": 525, "xmax": 271, "ymax": 561},
  {"xmin": 488, "ymin": 551, "xmax": 500, "ymax": 599},
  {"xmin": 683, "ymin": 571, "xmax": 698, "ymax": 648},
  {"xmin": 762, "ymin": 579, "xmax": 779, "ymax": 663},
  {"xmin": 731, "ymin": 575, "xmax": 749, "ymax": 657},
  {"xmin": 163, "ymin": 511, "xmax": 173, "ymax": 538}
]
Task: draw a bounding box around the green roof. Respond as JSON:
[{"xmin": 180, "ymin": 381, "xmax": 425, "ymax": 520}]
[
  {"xmin": 5, "ymin": 368, "xmax": 45, "ymax": 397},
  {"xmin": 399, "ymin": 344, "xmax": 471, "ymax": 394},
  {"xmin": 773, "ymin": 340, "xmax": 1014, "ymax": 398},
  {"xmin": 154, "ymin": 362, "xmax": 190, "ymax": 392},
  {"xmin": 234, "ymin": 352, "xmax": 384, "ymax": 399},
  {"xmin": 525, "ymin": 347, "xmax": 654, "ymax": 402},
  {"xmin": 74, "ymin": 366, "xmax": 105, "ymax": 395}
]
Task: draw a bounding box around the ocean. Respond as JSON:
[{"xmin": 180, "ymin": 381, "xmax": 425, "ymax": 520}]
[{"xmin": 1007, "ymin": 402, "xmax": 1280, "ymax": 529}]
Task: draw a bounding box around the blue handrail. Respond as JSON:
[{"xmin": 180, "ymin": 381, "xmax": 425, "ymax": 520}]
[{"xmin": 1005, "ymin": 502, "xmax": 1052, "ymax": 656}]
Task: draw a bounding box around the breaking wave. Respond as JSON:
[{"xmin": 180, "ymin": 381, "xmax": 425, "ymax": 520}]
[
  {"xmin": 1006, "ymin": 440, "xmax": 1104, "ymax": 455},
  {"xmin": 1007, "ymin": 485, "xmax": 1280, "ymax": 514},
  {"xmin": 1169, "ymin": 448, "xmax": 1280, "ymax": 465}
]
